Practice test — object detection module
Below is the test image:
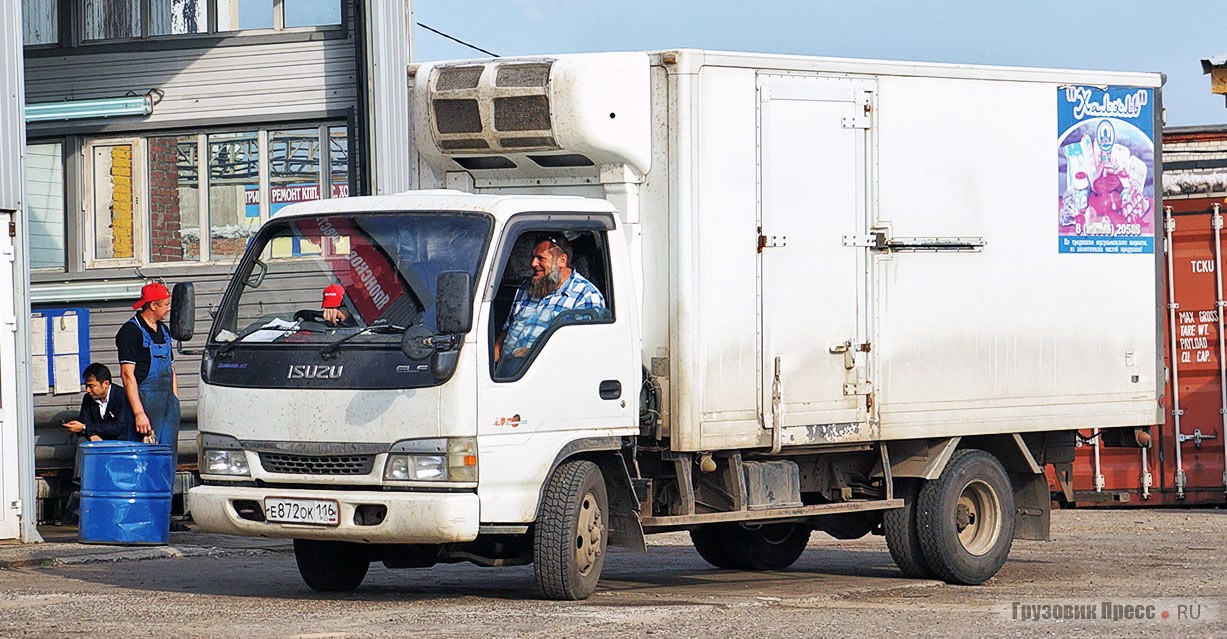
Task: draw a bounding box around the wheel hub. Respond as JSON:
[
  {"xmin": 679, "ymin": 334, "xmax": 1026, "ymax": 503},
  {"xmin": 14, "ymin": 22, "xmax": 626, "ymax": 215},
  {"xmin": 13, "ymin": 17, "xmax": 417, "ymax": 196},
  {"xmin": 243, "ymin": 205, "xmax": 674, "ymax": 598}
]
[
  {"xmin": 955, "ymin": 479, "xmax": 1001, "ymax": 556},
  {"xmin": 575, "ymin": 490, "xmax": 604, "ymax": 576}
]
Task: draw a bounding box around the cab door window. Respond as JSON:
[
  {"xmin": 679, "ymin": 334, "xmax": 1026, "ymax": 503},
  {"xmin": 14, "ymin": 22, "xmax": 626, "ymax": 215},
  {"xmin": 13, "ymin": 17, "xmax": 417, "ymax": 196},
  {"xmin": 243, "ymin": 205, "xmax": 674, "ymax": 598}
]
[{"xmin": 491, "ymin": 228, "xmax": 614, "ymax": 380}]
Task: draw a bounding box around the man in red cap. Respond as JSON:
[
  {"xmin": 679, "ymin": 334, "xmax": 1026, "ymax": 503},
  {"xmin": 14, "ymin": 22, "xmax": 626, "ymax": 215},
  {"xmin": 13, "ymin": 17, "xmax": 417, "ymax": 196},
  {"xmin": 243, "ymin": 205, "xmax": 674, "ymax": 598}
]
[
  {"xmin": 321, "ymin": 283, "xmax": 351, "ymax": 326},
  {"xmin": 117, "ymin": 281, "xmax": 180, "ymax": 462}
]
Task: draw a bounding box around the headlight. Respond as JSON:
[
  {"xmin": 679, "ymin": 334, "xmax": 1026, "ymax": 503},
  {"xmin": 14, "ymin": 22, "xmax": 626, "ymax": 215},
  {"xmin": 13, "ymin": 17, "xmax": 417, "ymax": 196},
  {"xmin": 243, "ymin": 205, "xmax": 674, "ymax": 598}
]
[
  {"xmin": 385, "ymin": 437, "xmax": 477, "ymax": 482},
  {"xmin": 203, "ymin": 449, "xmax": 250, "ymax": 476}
]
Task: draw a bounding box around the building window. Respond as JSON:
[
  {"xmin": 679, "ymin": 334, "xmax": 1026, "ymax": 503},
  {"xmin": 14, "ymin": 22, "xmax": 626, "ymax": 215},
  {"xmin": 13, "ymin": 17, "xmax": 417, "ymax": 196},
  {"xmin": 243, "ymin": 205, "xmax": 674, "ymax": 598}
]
[
  {"xmin": 68, "ymin": 123, "xmax": 348, "ymax": 269},
  {"xmin": 22, "ymin": 0, "xmax": 59, "ymax": 45},
  {"xmin": 208, "ymin": 131, "xmax": 261, "ymax": 260},
  {"xmin": 149, "ymin": 135, "xmax": 202, "ymax": 262},
  {"xmin": 329, "ymin": 125, "xmax": 350, "ymax": 199},
  {"xmin": 217, "ymin": 0, "xmax": 273, "ymax": 31},
  {"xmin": 150, "ymin": 0, "xmax": 208, "ymax": 36},
  {"xmin": 217, "ymin": 0, "xmax": 342, "ymax": 32},
  {"xmin": 285, "ymin": 0, "xmax": 341, "ymax": 28},
  {"xmin": 87, "ymin": 139, "xmax": 144, "ymax": 265},
  {"xmin": 83, "ymin": 0, "xmax": 141, "ymax": 41},
  {"xmin": 27, "ymin": 143, "xmax": 66, "ymax": 270},
  {"xmin": 34, "ymin": 0, "xmax": 342, "ymax": 45}
]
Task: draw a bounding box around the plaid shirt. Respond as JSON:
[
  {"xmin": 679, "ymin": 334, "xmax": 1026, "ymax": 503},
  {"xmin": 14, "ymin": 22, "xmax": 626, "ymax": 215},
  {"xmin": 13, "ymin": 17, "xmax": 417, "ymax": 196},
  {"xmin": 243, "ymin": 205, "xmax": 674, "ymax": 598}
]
[{"xmin": 502, "ymin": 271, "xmax": 606, "ymax": 354}]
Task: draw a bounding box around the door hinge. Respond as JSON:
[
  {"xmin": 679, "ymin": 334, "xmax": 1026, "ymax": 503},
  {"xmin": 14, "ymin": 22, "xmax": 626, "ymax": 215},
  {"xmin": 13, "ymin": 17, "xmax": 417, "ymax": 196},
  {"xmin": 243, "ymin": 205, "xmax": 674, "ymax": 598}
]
[
  {"xmin": 758, "ymin": 230, "xmax": 788, "ymax": 253},
  {"xmin": 842, "ymin": 92, "xmax": 873, "ymax": 129},
  {"xmin": 843, "ymin": 381, "xmax": 873, "ymax": 396}
]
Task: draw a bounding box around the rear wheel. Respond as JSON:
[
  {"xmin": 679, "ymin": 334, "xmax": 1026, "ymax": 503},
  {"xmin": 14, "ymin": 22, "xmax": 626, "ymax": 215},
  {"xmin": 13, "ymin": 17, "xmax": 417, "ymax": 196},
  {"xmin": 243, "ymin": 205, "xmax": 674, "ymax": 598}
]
[
  {"xmin": 293, "ymin": 539, "xmax": 370, "ymax": 592},
  {"xmin": 534, "ymin": 460, "xmax": 608, "ymax": 600},
  {"xmin": 883, "ymin": 478, "xmax": 935, "ymax": 578},
  {"xmin": 689, "ymin": 524, "xmax": 739, "ymax": 569},
  {"xmin": 916, "ymin": 450, "xmax": 1015, "ymax": 585},
  {"xmin": 691, "ymin": 522, "xmax": 810, "ymax": 571}
]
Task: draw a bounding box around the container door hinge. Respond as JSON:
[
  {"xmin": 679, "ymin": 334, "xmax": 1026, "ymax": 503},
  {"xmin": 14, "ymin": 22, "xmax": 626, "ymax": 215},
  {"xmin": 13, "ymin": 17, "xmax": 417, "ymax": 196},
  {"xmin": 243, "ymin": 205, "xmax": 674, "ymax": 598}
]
[
  {"xmin": 9, "ymin": 500, "xmax": 20, "ymax": 515},
  {"xmin": 757, "ymin": 229, "xmax": 788, "ymax": 253},
  {"xmin": 842, "ymin": 92, "xmax": 873, "ymax": 129},
  {"xmin": 843, "ymin": 381, "xmax": 873, "ymax": 396}
]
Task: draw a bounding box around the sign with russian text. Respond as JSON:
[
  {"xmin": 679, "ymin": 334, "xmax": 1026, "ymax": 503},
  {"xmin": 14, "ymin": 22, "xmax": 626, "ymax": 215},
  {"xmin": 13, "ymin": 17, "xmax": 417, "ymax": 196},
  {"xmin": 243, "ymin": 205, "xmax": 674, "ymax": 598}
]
[{"xmin": 1057, "ymin": 86, "xmax": 1155, "ymax": 255}]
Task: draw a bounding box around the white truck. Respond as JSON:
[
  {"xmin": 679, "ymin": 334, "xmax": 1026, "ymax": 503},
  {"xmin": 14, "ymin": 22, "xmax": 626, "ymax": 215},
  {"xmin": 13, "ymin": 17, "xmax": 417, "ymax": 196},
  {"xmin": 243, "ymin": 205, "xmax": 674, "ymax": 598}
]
[{"xmin": 181, "ymin": 50, "xmax": 1164, "ymax": 599}]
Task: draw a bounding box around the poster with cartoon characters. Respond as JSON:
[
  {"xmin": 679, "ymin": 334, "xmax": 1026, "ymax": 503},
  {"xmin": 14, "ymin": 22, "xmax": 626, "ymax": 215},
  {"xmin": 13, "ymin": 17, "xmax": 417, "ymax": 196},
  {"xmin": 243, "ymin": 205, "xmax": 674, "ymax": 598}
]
[{"xmin": 1057, "ymin": 86, "xmax": 1155, "ymax": 254}]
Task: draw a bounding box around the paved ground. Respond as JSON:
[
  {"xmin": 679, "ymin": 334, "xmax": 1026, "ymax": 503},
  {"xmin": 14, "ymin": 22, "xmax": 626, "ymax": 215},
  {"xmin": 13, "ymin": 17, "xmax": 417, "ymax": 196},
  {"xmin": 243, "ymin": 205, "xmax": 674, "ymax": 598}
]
[{"xmin": 0, "ymin": 509, "xmax": 1223, "ymax": 638}]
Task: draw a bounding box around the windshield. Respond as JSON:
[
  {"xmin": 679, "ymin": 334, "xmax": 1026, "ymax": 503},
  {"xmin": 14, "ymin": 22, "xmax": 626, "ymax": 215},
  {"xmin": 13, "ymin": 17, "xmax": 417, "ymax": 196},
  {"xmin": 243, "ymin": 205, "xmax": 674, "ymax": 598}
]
[{"xmin": 210, "ymin": 211, "xmax": 492, "ymax": 348}]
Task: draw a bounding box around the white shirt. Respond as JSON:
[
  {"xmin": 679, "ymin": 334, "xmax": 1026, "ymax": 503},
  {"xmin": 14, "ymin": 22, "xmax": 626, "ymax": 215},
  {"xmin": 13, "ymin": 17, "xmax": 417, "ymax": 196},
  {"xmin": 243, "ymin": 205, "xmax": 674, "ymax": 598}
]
[{"xmin": 94, "ymin": 385, "xmax": 111, "ymax": 416}]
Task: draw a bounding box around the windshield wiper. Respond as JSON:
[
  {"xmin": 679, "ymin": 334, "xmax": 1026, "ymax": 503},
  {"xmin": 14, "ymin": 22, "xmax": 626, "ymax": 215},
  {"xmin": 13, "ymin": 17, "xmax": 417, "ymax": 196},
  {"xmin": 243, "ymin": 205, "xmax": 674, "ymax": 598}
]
[
  {"xmin": 216, "ymin": 321, "xmax": 322, "ymax": 356},
  {"xmin": 319, "ymin": 322, "xmax": 406, "ymax": 358}
]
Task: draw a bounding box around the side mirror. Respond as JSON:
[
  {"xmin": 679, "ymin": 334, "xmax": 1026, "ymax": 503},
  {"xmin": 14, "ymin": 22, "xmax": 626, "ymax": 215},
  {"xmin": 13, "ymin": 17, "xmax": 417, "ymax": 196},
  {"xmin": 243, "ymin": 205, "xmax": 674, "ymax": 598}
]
[
  {"xmin": 169, "ymin": 282, "xmax": 196, "ymax": 341},
  {"xmin": 435, "ymin": 271, "xmax": 473, "ymax": 335}
]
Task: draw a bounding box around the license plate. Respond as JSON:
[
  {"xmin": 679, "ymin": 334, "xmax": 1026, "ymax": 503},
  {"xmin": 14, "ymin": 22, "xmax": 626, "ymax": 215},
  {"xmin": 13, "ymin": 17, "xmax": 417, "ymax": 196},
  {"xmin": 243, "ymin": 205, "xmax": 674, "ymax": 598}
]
[{"xmin": 264, "ymin": 497, "xmax": 340, "ymax": 526}]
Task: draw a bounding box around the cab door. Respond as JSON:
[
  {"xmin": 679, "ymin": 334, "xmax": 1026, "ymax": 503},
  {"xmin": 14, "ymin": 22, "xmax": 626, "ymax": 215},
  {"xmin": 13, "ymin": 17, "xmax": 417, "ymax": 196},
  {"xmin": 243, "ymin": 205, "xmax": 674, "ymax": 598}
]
[
  {"xmin": 474, "ymin": 216, "xmax": 638, "ymax": 523},
  {"xmin": 758, "ymin": 75, "xmax": 875, "ymax": 442}
]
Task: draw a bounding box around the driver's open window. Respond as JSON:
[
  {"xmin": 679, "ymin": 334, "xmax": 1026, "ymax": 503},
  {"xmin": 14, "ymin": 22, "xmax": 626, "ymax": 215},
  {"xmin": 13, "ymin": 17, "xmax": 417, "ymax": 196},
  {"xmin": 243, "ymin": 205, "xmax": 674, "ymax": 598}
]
[{"xmin": 491, "ymin": 228, "xmax": 614, "ymax": 380}]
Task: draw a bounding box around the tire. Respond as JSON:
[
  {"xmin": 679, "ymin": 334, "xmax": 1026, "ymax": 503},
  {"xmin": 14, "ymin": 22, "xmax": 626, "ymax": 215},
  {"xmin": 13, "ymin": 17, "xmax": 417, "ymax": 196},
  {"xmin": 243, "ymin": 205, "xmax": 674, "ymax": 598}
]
[
  {"xmin": 689, "ymin": 524, "xmax": 739, "ymax": 569},
  {"xmin": 534, "ymin": 460, "xmax": 608, "ymax": 600},
  {"xmin": 916, "ymin": 450, "xmax": 1015, "ymax": 585},
  {"xmin": 293, "ymin": 539, "xmax": 371, "ymax": 592},
  {"xmin": 691, "ymin": 522, "xmax": 810, "ymax": 571},
  {"xmin": 883, "ymin": 478, "xmax": 935, "ymax": 578}
]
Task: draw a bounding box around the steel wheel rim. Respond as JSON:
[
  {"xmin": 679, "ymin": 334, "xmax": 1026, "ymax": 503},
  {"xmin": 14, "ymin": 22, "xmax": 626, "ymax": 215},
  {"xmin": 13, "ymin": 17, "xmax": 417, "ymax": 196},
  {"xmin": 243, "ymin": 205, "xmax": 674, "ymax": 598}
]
[
  {"xmin": 955, "ymin": 479, "xmax": 1001, "ymax": 556},
  {"xmin": 575, "ymin": 490, "xmax": 604, "ymax": 576}
]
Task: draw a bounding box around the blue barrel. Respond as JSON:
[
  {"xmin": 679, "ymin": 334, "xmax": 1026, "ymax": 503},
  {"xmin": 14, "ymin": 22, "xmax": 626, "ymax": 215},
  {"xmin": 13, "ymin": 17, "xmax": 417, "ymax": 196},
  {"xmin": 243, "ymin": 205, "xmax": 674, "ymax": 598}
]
[{"xmin": 79, "ymin": 441, "xmax": 174, "ymax": 545}]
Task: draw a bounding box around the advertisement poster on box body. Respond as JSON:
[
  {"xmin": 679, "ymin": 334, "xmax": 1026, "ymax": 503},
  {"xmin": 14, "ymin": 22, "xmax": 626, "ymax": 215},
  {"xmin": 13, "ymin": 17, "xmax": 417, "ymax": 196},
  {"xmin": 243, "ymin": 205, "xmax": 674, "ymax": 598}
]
[{"xmin": 1057, "ymin": 86, "xmax": 1155, "ymax": 254}]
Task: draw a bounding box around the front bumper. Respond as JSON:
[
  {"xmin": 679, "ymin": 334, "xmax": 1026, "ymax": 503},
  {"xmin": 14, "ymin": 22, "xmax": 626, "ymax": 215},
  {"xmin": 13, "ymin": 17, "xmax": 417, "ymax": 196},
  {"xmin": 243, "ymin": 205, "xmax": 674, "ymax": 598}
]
[{"xmin": 189, "ymin": 485, "xmax": 480, "ymax": 543}]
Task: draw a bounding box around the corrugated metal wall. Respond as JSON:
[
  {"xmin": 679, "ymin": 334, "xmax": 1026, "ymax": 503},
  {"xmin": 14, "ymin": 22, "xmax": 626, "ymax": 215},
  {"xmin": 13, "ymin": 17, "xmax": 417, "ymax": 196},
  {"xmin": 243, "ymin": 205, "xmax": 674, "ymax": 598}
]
[
  {"xmin": 0, "ymin": 1, "xmax": 24, "ymax": 210},
  {"xmin": 363, "ymin": 1, "xmax": 413, "ymax": 195},
  {"xmin": 24, "ymin": 38, "xmax": 358, "ymax": 136}
]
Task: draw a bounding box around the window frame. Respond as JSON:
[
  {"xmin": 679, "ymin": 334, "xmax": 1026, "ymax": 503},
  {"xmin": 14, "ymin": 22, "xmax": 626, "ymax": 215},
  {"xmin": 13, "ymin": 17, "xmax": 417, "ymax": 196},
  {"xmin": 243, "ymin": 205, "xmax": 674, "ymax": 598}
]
[
  {"xmin": 487, "ymin": 214, "xmax": 618, "ymax": 383},
  {"xmin": 65, "ymin": 121, "xmax": 351, "ymax": 270},
  {"xmin": 23, "ymin": 0, "xmax": 347, "ymax": 49},
  {"xmin": 25, "ymin": 140, "xmax": 69, "ymax": 272},
  {"xmin": 83, "ymin": 136, "xmax": 148, "ymax": 269}
]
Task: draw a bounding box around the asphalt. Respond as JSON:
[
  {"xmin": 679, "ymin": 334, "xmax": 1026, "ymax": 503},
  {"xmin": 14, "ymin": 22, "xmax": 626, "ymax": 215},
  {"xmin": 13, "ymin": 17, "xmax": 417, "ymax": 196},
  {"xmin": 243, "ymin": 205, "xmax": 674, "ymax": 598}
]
[{"xmin": 0, "ymin": 522, "xmax": 293, "ymax": 569}]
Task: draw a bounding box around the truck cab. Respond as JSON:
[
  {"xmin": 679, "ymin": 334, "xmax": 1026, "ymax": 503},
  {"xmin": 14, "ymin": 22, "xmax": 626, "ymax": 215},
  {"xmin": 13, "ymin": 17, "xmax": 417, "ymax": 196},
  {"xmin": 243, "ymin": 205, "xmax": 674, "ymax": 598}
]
[{"xmin": 189, "ymin": 192, "xmax": 639, "ymax": 596}]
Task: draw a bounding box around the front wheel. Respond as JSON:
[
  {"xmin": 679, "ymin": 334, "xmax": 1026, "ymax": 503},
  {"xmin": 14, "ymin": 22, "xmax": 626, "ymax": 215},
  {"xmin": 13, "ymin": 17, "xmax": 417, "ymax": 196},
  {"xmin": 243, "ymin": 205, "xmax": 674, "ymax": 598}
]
[
  {"xmin": 916, "ymin": 450, "xmax": 1015, "ymax": 585},
  {"xmin": 534, "ymin": 460, "xmax": 608, "ymax": 600},
  {"xmin": 293, "ymin": 539, "xmax": 370, "ymax": 592}
]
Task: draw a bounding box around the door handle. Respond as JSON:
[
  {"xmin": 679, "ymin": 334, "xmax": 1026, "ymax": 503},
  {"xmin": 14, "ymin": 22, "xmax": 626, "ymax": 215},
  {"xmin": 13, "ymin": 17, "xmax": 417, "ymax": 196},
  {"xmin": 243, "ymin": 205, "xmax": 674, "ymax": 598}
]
[
  {"xmin": 830, "ymin": 340, "xmax": 854, "ymax": 370},
  {"xmin": 599, "ymin": 380, "xmax": 622, "ymax": 400}
]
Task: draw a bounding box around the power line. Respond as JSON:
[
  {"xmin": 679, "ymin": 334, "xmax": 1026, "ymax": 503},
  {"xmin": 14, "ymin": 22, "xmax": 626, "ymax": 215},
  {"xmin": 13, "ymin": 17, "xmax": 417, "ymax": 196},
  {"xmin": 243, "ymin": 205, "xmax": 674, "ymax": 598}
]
[{"xmin": 417, "ymin": 22, "xmax": 499, "ymax": 58}]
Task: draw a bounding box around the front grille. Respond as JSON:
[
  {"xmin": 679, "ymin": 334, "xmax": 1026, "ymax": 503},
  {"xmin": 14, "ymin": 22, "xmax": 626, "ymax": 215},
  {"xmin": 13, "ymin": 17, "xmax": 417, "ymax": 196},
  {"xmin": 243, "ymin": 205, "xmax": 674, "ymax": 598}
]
[{"xmin": 260, "ymin": 452, "xmax": 375, "ymax": 475}]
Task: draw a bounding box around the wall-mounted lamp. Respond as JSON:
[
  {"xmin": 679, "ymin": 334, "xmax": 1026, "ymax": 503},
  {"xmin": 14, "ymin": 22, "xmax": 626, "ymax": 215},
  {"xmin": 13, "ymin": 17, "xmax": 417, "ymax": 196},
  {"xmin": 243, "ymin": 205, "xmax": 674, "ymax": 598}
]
[{"xmin": 25, "ymin": 92, "xmax": 156, "ymax": 123}]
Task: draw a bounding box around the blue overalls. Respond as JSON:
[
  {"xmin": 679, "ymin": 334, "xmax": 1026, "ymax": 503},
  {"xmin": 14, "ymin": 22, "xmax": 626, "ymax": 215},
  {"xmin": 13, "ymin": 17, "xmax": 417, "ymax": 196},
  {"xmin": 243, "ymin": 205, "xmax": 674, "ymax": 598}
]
[{"xmin": 129, "ymin": 316, "xmax": 181, "ymax": 471}]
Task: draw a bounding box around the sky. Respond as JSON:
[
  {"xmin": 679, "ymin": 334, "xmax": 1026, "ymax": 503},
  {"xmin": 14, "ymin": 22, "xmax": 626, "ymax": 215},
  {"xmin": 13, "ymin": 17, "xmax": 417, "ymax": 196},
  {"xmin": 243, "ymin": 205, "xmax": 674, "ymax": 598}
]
[{"xmin": 412, "ymin": 0, "xmax": 1227, "ymax": 128}]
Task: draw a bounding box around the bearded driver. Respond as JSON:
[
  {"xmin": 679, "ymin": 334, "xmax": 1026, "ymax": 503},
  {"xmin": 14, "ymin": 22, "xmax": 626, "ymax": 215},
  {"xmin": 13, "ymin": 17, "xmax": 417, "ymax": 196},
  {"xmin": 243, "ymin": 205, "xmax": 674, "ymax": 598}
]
[{"xmin": 495, "ymin": 233, "xmax": 605, "ymax": 374}]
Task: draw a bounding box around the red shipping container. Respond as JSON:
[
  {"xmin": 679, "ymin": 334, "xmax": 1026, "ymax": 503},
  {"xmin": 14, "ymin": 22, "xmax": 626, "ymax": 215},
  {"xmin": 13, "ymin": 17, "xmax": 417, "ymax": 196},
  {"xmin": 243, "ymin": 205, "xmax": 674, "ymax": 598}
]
[{"xmin": 1052, "ymin": 197, "xmax": 1227, "ymax": 506}]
